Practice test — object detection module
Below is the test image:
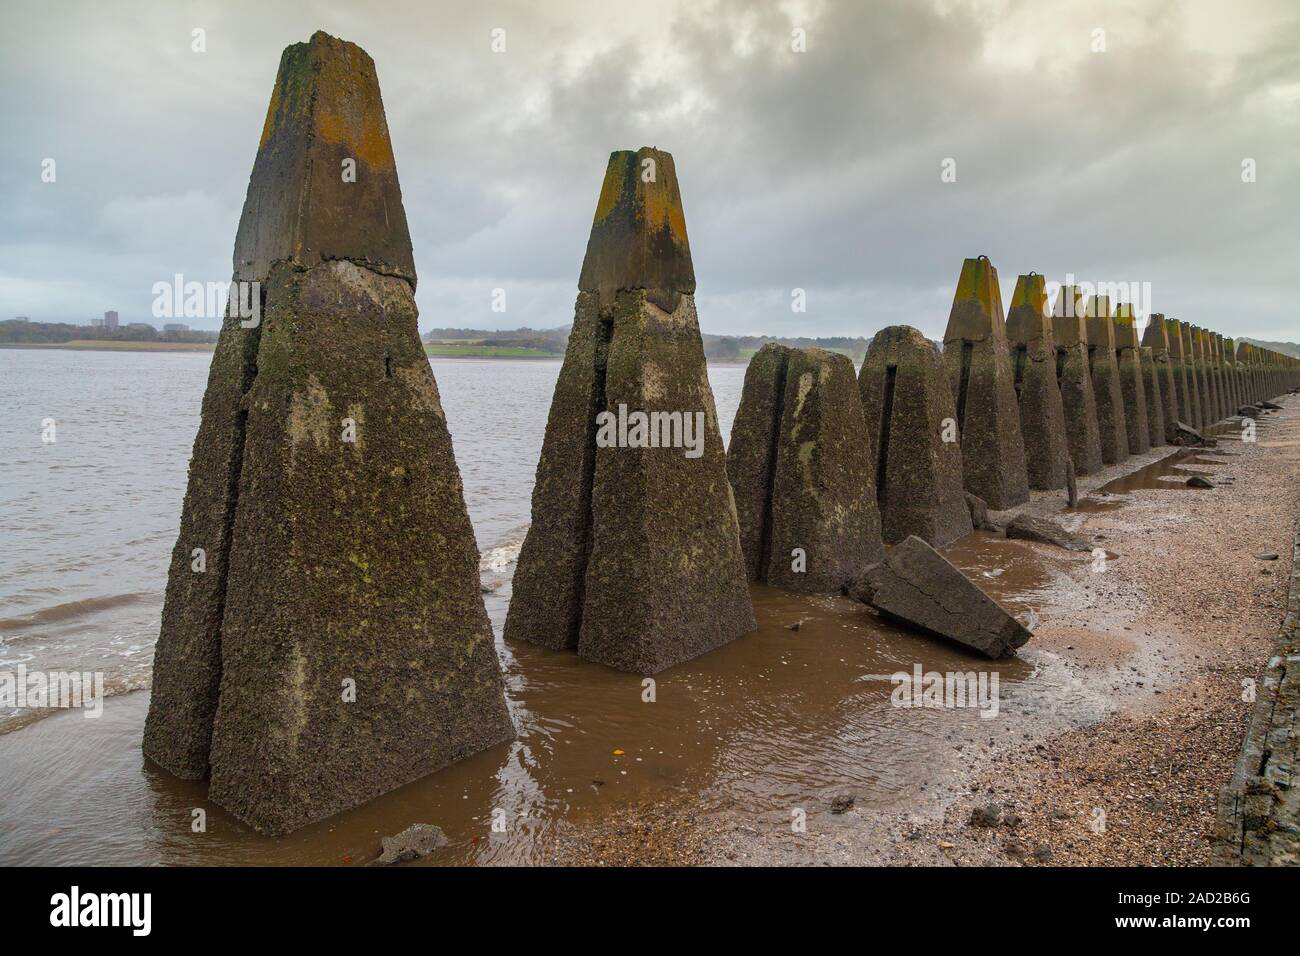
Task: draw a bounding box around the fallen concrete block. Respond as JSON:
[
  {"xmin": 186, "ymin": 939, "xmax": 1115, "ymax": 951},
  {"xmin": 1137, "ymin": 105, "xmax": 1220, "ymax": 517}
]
[
  {"xmin": 1005, "ymin": 513, "xmax": 1091, "ymax": 552},
  {"xmin": 144, "ymin": 32, "xmax": 514, "ymax": 835},
  {"xmin": 942, "ymin": 256, "xmax": 1030, "ymax": 509},
  {"xmin": 1006, "ymin": 273, "xmax": 1069, "ymax": 490},
  {"xmin": 853, "ymin": 535, "xmax": 1031, "ymax": 659},
  {"xmin": 728, "ymin": 344, "xmax": 883, "ymax": 593},
  {"xmin": 859, "ymin": 325, "xmax": 973, "ymax": 547},
  {"xmin": 1172, "ymin": 421, "xmax": 1207, "ymax": 446},
  {"xmin": 505, "ymin": 147, "xmax": 754, "ymax": 674}
]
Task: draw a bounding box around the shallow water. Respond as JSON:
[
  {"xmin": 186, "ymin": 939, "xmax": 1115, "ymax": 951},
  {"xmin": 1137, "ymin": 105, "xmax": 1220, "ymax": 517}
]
[{"xmin": 0, "ymin": 349, "xmax": 1076, "ymax": 865}]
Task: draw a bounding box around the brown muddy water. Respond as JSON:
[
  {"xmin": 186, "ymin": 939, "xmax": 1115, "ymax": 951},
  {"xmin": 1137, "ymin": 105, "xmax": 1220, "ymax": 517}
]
[{"xmin": 0, "ymin": 350, "xmax": 1113, "ymax": 865}]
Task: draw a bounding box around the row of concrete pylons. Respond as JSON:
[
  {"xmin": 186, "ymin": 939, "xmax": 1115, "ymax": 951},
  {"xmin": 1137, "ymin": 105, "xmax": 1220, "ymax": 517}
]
[
  {"xmin": 910, "ymin": 255, "xmax": 1299, "ymax": 514},
  {"xmin": 142, "ymin": 32, "xmax": 1299, "ymax": 837}
]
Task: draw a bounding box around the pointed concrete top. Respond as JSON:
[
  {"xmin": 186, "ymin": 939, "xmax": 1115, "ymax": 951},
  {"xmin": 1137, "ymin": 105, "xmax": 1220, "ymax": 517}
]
[
  {"xmin": 944, "ymin": 256, "xmax": 1005, "ymax": 344},
  {"xmin": 1142, "ymin": 313, "xmax": 1169, "ymax": 351},
  {"xmin": 1113, "ymin": 304, "xmax": 1140, "ymax": 349},
  {"xmin": 1085, "ymin": 295, "xmax": 1115, "ymax": 349},
  {"xmin": 1051, "ymin": 285, "xmax": 1089, "ymax": 346},
  {"xmin": 578, "ymin": 147, "xmax": 695, "ymax": 303},
  {"xmin": 1005, "ymin": 273, "xmax": 1053, "ymax": 347},
  {"xmin": 1166, "ymin": 319, "xmax": 1188, "ymax": 359},
  {"xmin": 1236, "ymin": 341, "xmax": 1250, "ymax": 363},
  {"xmin": 1222, "ymin": 337, "xmax": 1235, "ymax": 365},
  {"xmin": 233, "ymin": 31, "xmax": 415, "ymax": 285}
]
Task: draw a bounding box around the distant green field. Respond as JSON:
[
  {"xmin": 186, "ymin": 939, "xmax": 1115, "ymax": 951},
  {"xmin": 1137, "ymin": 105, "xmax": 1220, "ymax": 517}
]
[
  {"xmin": 424, "ymin": 342, "xmax": 558, "ymax": 359},
  {"xmin": 0, "ymin": 340, "xmax": 215, "ymax": 352}
]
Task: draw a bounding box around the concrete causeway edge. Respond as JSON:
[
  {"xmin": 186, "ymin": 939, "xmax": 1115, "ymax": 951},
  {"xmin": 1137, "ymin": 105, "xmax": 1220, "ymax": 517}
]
[{"xmin": 1216, "ymin": 526, "xmax": 1300, "ymax": 865}]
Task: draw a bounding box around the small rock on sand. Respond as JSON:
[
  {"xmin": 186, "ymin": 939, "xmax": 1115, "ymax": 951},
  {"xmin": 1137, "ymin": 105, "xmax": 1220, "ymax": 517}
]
[
  {"xmin": 1186, "ymin": 476, "xmax": 1215, "ymax": 488},
  {"xmin": 373, "ymin": 823, "xmax": 448, "ymax": 865}
]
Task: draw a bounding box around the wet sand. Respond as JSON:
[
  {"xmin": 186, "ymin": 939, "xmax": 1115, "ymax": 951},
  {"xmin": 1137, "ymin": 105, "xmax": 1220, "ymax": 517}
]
[{"xmin": 555, "ymin": 398, "xmax": 1300, "ymax": 866}]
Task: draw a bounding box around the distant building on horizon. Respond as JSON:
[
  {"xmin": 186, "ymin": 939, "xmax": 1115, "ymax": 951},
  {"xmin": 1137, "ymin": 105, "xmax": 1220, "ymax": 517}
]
[
  {"xmin": 14, "ymin": 316, "xmax": 30, "ymax": 322},
  {"xmin": 163, "ymin": 322, "xmax": 189, "ymax": 332},
  {"xmin": 104, "ymin": 310, "xmax": 119, "ymax": 330},
  {"xmin": 128, "ymin": 322, "xmax": 153, "ymax": 331},
  {"xmin": 91, "ymin": 317, "xmax": 104, "ymax": 327}
]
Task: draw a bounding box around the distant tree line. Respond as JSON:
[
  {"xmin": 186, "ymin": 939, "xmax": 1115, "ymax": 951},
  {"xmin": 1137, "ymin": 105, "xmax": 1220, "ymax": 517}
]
[
  {"xmin": 0, "ymin": 319, "xmax": 218, "ymax": 345},
  {"xmin": 423, "ymin": 326, "xmax": 569, "ymax": 353},
  {"xmin": 419, "ymin": 325, "xmax": 873, "ymax": 363},
  {"xmin": 703, "ymin": 334, "xmax": 872, "ymax": 363}
]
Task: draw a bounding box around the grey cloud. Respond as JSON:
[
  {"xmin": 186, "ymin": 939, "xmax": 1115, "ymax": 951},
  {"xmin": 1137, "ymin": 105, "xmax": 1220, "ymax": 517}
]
[{"xmin": 1, "ymin": 0, "xmax": 1296, "ymax": 340}]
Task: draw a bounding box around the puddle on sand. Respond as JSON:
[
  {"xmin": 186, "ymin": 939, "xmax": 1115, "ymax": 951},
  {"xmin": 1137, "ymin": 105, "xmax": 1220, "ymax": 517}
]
[
  {"xmin": 1095, "ymin": 449, "xmax": 1232, "ymax": 494},
  {"xmin": 0, "ymin": 554, "xmax": 1072, "ymax": 867}
]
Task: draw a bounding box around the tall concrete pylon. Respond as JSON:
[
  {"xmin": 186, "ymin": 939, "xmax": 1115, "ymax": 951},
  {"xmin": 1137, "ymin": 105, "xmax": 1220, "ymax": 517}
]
[
  {"xmin": 1113, "ymin": 303, "xmax": 1150, "ymax": 455},
  {"xmin": 1215, "ymin": 333, "xmax": 1233, "ymax": 418},
  {"xmin": 1085, "ymin": 295, "xmax": 1129, "ymax": 465},
  {"xmin": 1200, "ymin": 328, "xmax": 1221, "ymax": 423},
  {"xmin": 942, "ymin": 256, "xmax": 1029, "ymax": 510},
  {"xmin": 859, "ymin": 325, "xmax": 973, "ymax": 547},
  {"xmin": 1051, "ymin": 285, "xmax": 1104, "ymax": 476},
  {"xmin": 143, "ymin": 33, "xmax": 514, "ymax": 835},
  {"xmin": 1174, "ymin": 320, "xmax": 1203, "ymax": 429},
  {"xmin": 1237, "ymin": 341, "xmax": 1255, "ymax": 403},
  {"xmin": 1222, "ymin": 336, "xmax": 1240, "ymax": 412},
  {"xmin": 728, "ymin": 345, "xmax": 883, "ymax": 594},
  {"xmin": 1005, "ymin": 273, "xmax": 1069, "ymax": 490},
  {"xmin": 1140, "ymin": 314, "xmax": 1177, "ymax": 445},
  {"xmin": 505, "ymin": 147, "xmax": 755, "ymax": 674},
  {"xmin": 1191, "ymin": 325, "xmax": 1214, "ymax": 426}
]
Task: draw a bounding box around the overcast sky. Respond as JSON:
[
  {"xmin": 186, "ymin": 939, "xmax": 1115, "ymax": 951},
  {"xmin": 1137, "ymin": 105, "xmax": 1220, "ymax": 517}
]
[{"xmin": 3, "ymin": 0, "xmax": 1298, "ymax": 341}]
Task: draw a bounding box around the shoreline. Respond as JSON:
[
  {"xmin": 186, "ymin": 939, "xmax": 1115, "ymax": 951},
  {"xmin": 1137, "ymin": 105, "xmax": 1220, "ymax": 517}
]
[{"xmin": 552, "ymin": 397, "xmax": 1300, "ymax": 866}]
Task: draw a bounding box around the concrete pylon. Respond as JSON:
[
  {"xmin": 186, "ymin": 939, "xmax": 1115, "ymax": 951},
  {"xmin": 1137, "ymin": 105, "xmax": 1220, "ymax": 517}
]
[
  {"xmin": 1051, "ymin": 285, "xmax": 1104, "ymax": 476},
  {"xmin": 1113, "ymin": 304, "xmax": 1150, "ymax": 455},
  {"xmin": 1140, "ymin": 314, "xmax": 1177, "ymax": 445},
  {"xmin": 1206, "ymin": 328, "xmax": 1223, "ymax": 421},
  {"xmin": 1005, "ymin": 273, "xmax": 1069, "ymax": 490},
  {"xmin": 859, "ymin": 325, "xmax": 973, "ymax": 547},
  {"xmin": 505, "ymin": 147, "xmax": 754, "ymax": 674},
  {"xmin": 1215, "ymin": 333, "xmax": 1232, "ymax": 418},
  {"xmin": 1200, "ymin": 328, "xmax": 1220, "ymax": 423},
  {"xmin": 1191, "ymin": 326, "xmax": 1213, "ymax": 426},
  {"xmin": 143, "ymin": 33, "xmax": 514, "ymax": 835},
  {"xmin": 1222, "ymin": 336, "xmax": 1239, "ymax": 412},
  {"xmin": 1085, "ymin": 295, "xmax": 1129, "ymax": 465},
  {"xmin": 1175, "ymin": 321, "xmax": 1203, "ymax": 429},
  {"xmin": 1238, "ymin": 342, "xmax": 1256, "ymax": 403},
  {"xmin": 942, "ymin": 256, "xmax": 1029, "ymax": 510},
  {"xmin": 1190, "ymin": 329, "xmax": 1211, "ymax": 421},
  {"xmin": 728, "ymin": 345, "xmax": 883, "ymax": 594}
]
